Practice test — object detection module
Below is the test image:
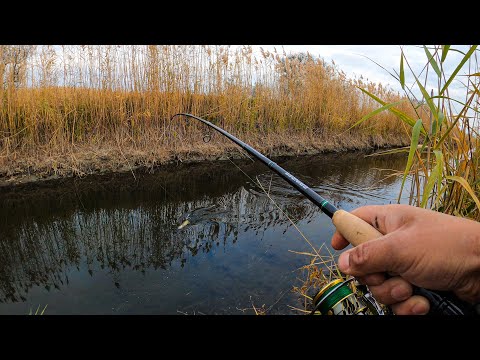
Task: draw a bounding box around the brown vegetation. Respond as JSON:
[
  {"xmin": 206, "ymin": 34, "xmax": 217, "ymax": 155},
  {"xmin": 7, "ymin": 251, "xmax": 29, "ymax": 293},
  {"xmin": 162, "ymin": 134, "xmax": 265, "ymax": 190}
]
[{"xmin": 0, "ymin": 45, "xmax": 418, "ymax": 184}]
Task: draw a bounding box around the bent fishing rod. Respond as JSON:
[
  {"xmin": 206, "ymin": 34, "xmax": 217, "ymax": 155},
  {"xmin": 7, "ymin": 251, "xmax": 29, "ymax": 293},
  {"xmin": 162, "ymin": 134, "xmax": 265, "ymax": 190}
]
[{"xmin": 172, "ymin": 113, "xmax": 476, "ymax": 315}]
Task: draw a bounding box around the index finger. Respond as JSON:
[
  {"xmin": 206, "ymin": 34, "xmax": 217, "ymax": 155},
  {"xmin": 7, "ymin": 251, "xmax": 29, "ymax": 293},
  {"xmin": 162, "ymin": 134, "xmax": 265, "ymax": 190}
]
[
  {"xmin": 330, "ymin": 204, "xmax": 412, "ymax": 249},
  {"xmin": 331, "ymin": 230, "xmax": 349, "ymax": 250},
  {"xmin": 345, "ymin": 204, "xmax": 414, "ymax": 234}
]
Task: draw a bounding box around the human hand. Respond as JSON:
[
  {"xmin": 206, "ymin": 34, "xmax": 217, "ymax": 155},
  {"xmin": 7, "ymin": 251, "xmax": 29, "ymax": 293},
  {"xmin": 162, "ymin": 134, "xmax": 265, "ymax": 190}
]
[{"xmin": 331, "ymin": 204, "xmax": 480, "ymax": 315}]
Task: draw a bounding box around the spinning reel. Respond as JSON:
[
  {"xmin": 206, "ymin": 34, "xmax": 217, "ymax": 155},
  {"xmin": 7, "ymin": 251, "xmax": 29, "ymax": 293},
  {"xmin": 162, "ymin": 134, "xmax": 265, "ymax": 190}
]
[{"xmin": 311, "ymin": 277, "xmax": 388, "ymax": 315}]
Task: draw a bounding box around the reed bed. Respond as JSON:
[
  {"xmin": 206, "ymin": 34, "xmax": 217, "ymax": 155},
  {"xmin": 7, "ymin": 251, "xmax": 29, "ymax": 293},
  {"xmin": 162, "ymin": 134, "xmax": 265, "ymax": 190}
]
[
  {"xmin": 1, "ymin": 45, "xmax": 416, "ymax": 180},
  {"xmin": 360, "ymin": 45, "xmax": 480, "ymax": 220},
  {"xmin": 293, "ymin": 45, "xmax": 480, "ymax": 314}
]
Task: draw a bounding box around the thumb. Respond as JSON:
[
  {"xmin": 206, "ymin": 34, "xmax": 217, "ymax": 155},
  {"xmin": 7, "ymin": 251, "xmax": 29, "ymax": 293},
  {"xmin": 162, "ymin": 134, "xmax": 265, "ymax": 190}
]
[{"xmin": 338, "ymin": 236, "xmax": 398, "ymax": 277}]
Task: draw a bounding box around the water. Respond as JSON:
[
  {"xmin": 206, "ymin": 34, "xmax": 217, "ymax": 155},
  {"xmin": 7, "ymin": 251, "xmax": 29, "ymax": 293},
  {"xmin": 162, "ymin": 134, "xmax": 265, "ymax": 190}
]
[{"xmin": 0, "ymin": 152, "xmax": 409, "ymax": 314}]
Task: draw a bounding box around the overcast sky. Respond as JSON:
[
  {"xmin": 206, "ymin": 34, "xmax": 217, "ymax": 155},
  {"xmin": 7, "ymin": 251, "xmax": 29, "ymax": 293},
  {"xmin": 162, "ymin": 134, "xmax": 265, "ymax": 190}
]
[{"xmin": 251, "ymin": 45, "xmax": 476, "ymax": 107}]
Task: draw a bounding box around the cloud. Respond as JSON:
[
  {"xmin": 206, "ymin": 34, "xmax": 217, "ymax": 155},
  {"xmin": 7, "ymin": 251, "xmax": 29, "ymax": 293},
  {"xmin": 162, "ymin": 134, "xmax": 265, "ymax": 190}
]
[
  {"xmin": 251, "ymin": 45, "xmax": 476, "ymax": 112},
  {"xmin": 252, "ymin": 45, "xmax": 409, "ymax": 91}
]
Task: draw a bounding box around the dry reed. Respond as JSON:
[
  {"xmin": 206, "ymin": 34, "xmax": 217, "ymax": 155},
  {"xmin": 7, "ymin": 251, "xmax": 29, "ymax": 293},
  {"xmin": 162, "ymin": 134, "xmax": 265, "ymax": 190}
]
[{"xmin": 1, "ymin": 45, "xmax": 416, "ymax": 180}]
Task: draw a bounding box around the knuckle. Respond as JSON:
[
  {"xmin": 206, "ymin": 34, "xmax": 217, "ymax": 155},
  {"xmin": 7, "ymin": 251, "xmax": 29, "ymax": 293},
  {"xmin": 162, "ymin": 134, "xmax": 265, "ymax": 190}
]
[{"xmin": 350, "ymin": 242, "xmax": 373, "ymax": 267}]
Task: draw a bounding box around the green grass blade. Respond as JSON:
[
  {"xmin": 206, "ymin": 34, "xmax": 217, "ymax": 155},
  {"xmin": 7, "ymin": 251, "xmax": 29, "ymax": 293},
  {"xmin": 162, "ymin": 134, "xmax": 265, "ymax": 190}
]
[
  {"xmin": 446, "ymin": 175, "xmax": 480, "ymax": 211},
  {"xmin": 421, "ymin": 162, "xmax": 440, "ymax": 208},
  {"xmin": 431, "ymin": 118, "xmax": 437, "ymax": 136},
  {"xmin": 430, "ymin": 112, "xmax": 445, "ymax": 136},
  {"xmin": 421, "ymin": 150, "xmax": 444, "ymax": 209},
  {"xmin": 437, "ymin": 111, "xmax": 445, "ymax": 132},
  {"xmin": 433, "ymin": 150, "xmax": 444, "ymax": 207},
  {"xmin": 440, "ymin": 45, "xmax": 478, "ymax": 96},
  {"xmin": 431, "ymin": 95, "xmax": 479, "ymax": 113},
  {"xmin": 412, "ymin": 70, "xmax": 438, "ymax": 122},
  {"xmin": 400, "ymin": 52, "xmax": 405, "ymax": 90},
  {"xmin": 441, "ymin": 45, "xmax": 450, "ymax": 63},
  {"xmin": 357, "ymin": 86, "xmax": 422, "ymax": 132},
  {"xmin": 424, "ymin": 46, "xmax": 441, "ymax": 78},
  {"xmin": 347, "ymin": 101, "xmax": 404, "ymax": 131},
  {"xmin": 398, "ymin": 119, "xmax": 423, "ymax": 203},
  {"xmin": 447, "ymin": 48, "xmax": 467, "ymax": 56}
]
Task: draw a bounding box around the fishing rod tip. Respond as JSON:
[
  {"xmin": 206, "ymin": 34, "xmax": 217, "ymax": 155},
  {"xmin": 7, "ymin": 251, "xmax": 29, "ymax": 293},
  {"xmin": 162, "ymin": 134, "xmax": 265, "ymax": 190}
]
[{"xmin": 171, "ymin": 113, "xmax": 193, "ymax": 122}]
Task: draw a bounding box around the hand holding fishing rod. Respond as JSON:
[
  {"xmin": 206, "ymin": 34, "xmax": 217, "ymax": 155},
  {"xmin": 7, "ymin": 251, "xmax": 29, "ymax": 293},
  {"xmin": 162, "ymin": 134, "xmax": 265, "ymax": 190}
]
[
  {"xmin": 172, "ymin": 113, "xmax": 479, "ymax": 315},
  {"xmin": 332, "ymin": 204, "xmax": 480, "ymax": 315}
]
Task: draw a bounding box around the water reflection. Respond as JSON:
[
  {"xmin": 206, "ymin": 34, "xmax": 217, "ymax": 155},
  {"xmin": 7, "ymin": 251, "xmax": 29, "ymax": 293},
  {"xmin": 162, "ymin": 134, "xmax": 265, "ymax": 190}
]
[{"xmin": 0, "ymin": 152, "xmax": 408, "ymax": 314}]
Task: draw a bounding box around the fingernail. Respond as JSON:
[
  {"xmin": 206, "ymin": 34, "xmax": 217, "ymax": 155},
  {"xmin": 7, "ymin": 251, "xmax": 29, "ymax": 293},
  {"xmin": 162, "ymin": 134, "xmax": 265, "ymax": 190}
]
[
  {"xmin": 338, "ymin": 251, "xmax": 350, "ymax": 272},
  {"xmin": 412, "ymin": 302, "xmax": 429, "ymax": 315},
  {"xmin": 391, "ymin": 286, "xmax": 410, "ymax": 301}
]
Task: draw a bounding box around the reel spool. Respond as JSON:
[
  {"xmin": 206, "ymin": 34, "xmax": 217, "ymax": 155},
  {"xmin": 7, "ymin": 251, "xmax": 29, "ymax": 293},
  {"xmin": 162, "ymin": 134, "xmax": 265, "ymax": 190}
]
[{"xmin": 311, "ymin": 277, "xmax": 387, "ymax": 315}]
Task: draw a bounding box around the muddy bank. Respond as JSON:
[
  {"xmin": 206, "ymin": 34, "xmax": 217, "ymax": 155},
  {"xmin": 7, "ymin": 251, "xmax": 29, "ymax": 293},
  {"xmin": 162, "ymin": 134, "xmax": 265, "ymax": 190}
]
[{"xmin": 0, "ymin": 133, "xmax": 408, "ymax": 188}]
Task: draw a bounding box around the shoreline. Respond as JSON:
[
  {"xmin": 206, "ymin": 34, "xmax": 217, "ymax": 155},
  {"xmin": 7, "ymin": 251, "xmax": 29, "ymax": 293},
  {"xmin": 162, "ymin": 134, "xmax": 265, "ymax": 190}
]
[{"xmin": 0, "ymin": 134, "xmax": 408, "ymax": 188}]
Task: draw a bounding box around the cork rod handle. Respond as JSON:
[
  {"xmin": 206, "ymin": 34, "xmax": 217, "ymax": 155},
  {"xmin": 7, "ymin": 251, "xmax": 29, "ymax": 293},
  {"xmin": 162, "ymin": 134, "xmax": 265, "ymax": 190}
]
[{"xmin": 331, "ymin": 209, "xmax": 383, "ymax": 246}]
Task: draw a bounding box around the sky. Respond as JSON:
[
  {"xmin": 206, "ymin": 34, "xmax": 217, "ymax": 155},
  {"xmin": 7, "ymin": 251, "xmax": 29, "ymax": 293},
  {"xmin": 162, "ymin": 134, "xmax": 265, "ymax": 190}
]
[
  {"xmin": 251, "ymin": 45, "xmax": 476, "ymax": 108},
  {"xmin": 255, "ymin": 45, "xmax": 408, "ymax": 90}
]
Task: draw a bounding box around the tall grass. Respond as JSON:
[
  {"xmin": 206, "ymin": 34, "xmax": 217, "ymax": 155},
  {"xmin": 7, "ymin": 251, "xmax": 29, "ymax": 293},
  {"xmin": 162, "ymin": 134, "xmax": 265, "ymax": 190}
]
[
  {"xmin": 1, "ymin": 45, "xmax": 417, "ymax": 177},
  {"xmin": 293, "ymin": 45, "xmax": 480, "ymax": 314},
  {"xmin": 358, "ymin": 45, "xmax": 480, "ymax": 219}
]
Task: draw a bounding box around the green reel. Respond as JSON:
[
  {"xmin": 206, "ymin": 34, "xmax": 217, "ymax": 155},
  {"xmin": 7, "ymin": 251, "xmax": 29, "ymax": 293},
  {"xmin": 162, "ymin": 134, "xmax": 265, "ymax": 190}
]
[{"xmin": 311, "ymin": 277, "xmax": 388, "ymax": 315}]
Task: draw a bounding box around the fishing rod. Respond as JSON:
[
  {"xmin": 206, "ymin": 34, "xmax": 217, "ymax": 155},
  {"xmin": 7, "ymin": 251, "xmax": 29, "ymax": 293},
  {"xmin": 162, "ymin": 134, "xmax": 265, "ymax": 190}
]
[{"xmin": 171, "ymin": 112, "xmax": 476, "ymax": 315}]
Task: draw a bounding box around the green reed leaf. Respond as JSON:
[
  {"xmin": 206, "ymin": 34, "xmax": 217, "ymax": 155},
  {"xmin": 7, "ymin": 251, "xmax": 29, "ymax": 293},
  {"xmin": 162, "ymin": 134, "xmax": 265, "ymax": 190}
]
[
  {"xmin": 433, "ymin": 150, "xmax": 443, "ymax": 207},
  {"xmin": 421, "ymin": 162, "xmax": 440, "ymax": 208},
  {"xmin": 440, "ymin": 45, "xmax": 477, "ymax": 96},
  {"xmin": 357, "ymin": 86, "xmax": 422, "ymax": 131},
  {"xmin": 441, "ymin": 45, "xmax": 450, "ymax": 63},
  {"xmin": 400, "ymin": 52, "xmax": 405, "ymax": 90},
  {"xmin": 398, "ymin": 119, "xmax": 423, "ymax": 202},
  {"xmin": 347, "ymin": 101, "xmax": 404, "ymax": 131},
  {"xmin": 412, "ymin": 70, "xmax": 438, "ymax": 122},
  {"xmin": 424, "ymin": 46, "xmax": 441, "ymax": 78}
]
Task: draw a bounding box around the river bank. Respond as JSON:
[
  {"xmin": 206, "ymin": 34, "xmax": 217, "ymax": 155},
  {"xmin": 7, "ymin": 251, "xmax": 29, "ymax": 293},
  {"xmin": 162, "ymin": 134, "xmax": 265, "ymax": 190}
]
[
  {"xmin": 0, "ymin": 132, "xmax": 408, "ymax": 187},
  {"xmin": 1, "ymin": 45, "xmax": 418, "ymax": 190}
]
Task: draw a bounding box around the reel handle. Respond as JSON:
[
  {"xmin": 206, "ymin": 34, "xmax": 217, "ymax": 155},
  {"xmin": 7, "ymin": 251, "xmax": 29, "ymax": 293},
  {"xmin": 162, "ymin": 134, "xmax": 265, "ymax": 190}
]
[{"xmin": 331, "ymin": 209, "xmax": 475, "ymax": 315}]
